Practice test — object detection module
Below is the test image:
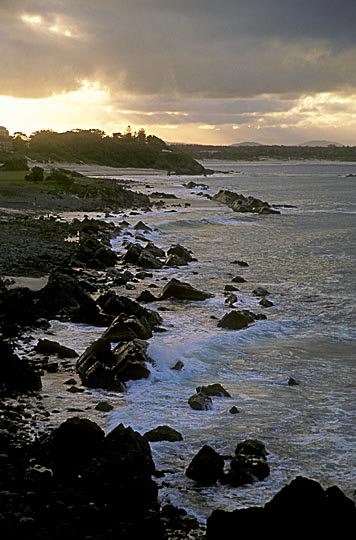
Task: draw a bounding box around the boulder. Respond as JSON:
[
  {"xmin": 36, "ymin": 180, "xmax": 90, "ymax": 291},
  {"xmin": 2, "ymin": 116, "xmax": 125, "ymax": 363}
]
[
  {"xmin": 164, "ymin": 253, "xmax": 188, "ymax": 267},
  {"xmin": 37, "ymin": 269, "xmax": 104, "ymax": 324},
  {"xmin": 207, "ymin": 476, "xmax": 356, "ymax": 537},
  {"xmin": 112, "ymin": 339, "xmax": 152, "ymax": 382},
  {"xmin": 253, "ymin": 287, "xmax": 270, "ymax": 297},
  {"xmin": 167, "ymin": 244, "xmax": 195, "ymax": 263},
  {"xmin": 260, "ymin": 298, "xmax": 274, "ymax": 307},
  {"xmin": 212, "ymin": 190, "xmax": 280, "ymax": 215},
  {"xmin": 196, "ymin": 383, "xmax": 231, "ymax": 398},
  {"xmin": 222, "ymin": 439, "xmax": 270, "ymax": 487},
  {"xmin": 76, "ymin": 337, "xmax": 126, "ymax": 391},
  {"xmin": 134, "ymin": 221, "xmax": 152, "ymax": 231},
  {"xmin": 0, "ymin": 339, "xmax": 42, "ymax": 394},
  {"xmin": 232, "ymin": 275, "xmax": 246, "ymax": 283},
  {"xmin": 143, "ymin": 425, "xmax": 183, "ymax": 442},
  {"xmin": 136, "ymin": 290, "xmax": 158, "ymax": 303},
  {"xmin": 34, "ymin": 338, "xmax": 78, "ymax": 358},
  {"xmin": 102, "ymin": 314, "xmax": 152, "ymax": 342},
  {"xmin": 160, "ymin": 278, "xmax": 213, "ymax": 301},
  {"xmin": 186, "ymin": 445, "xmax": 224, "ymax": 486},
  {"xmin": 217, "ymin": 310, "xmax": 251, "ymax": 330},
  {"xmin": 188, "ymin": 393, "xmax": 213, "ymax": 410}
]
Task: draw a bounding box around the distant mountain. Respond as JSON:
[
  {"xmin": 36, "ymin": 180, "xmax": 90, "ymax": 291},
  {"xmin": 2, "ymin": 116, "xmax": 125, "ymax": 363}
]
[
  {"xmin": 230, "ymin": 141, "xmax": 263, "ymax": 147},
  {"xmin": 298, "ymin": 140, "xmax": 343, "ymax": 147}
]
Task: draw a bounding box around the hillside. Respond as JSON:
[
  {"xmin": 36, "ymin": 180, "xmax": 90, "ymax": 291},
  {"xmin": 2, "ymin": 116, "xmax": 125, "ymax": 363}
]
[
  {"xmin": 173, "ymin": 143, "xmax": 356, "ymax": 161},
  {"xmin": 0, "ymin": 129, "xmax": 208, "ymax": 175}
]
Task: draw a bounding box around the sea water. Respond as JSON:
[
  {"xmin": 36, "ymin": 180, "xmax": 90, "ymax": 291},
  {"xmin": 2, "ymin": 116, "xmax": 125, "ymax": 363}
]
[{"xmin": 35, "ymin": 161, "xmax": 356, "ymax": 522}]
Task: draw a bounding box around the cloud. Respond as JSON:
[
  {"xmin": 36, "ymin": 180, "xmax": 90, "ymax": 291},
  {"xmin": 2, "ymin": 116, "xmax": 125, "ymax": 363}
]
[
  {"xmin": 1, "ymin": 0, "xmax": 356, "ymax": 101},
  {"xmin": 1, "ymin": 1, "xmax": 356, "ymax": 144}
]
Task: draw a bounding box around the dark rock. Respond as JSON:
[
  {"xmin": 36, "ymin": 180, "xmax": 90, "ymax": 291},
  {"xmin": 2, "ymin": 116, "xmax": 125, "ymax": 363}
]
[
  {"xmin": 143, "ymin": 425, "xmax": 183, "ymax": 442},
  {"xmin": 186, "ymin": 445, "xmax": 224, "ymax": 486},
  {"xmin": 253, "ymin": 287, "xmax": 270, "ymax": 297},
  {"xmin": 166, "ymin": 244, "xmax": 195, "ymax": 263},
  {"xmin": 164, "ymin": 253, "xmax": 188, "ymax": 267},
  {"xmin": 188, "ymin": 393, "xmax": 213, "ymax": 411},
  {"xmin": 0, "ymin": 339, "xmax": 42, "ymax": 394},
  {"xmin": 160, "ymin": 278, "xmax": 213, "ymax": 301},
  {"xmin": 112, "ymin": 339, "xmax": 152, "ymax": 382},
  {"xmin": 39, "ymin": 416, "xmax": 105, "ymax": 473},
  {"xmin": 34, "ymin": 338, "xmax": 78, "ymax": 358},
  {"xmin": 172, "ymin": 360, "xmax": 184, "ymax": 370},
  {"xmin": 134, "ymin": 220, "xmax": 152, "ymax": 232},
  {"xmin": 288, "ymin": 376, "xmax": 299, "ymax": 386},
  {"xmin": 196, "ymin": 383, "xmax": 231, "ymax": 397},
  {"xmin": 222, "ymin": 439, "xmax": 269, "ymax": 487},
  {"xmin": 229, "ymin": 406, "xmax": 240, "ymax": 414},
  {"xmin": 76, "ymin": 338, "xmax": 126, "ymax": 391},
  {"xmin": 259, "ymin": 298, "xmax": 274, "ymax": 307},
  {"xmin": 95, "ymin": 401, "xmax": 114, "ymax": 412},
  {"xmin": 217, "ymin": 310, "xmax": 252, "ymax": 330},
  {"xmin": 142, "ymin": 241, "xmax": 166, "ymax": 258},
  {"xmin": 232, "ymin": 275, "xmax": 246, "ymax": 283},
  {"xmin": 38, "ymin": 269, "xmax": 104, "ymax": 324},
  {"xmin": 224, "ymin": 284, "xmax": 239, "ymax": 292},
  {"xmin": 136, "ymin": 290, "xmax": 158, "ymax": 303},
  {"xmin": 231, "ymin": 260, "xmax": 249, "ymax": 266},
  {"xmin": 213, "ymin": 190, "xmax": 280, "ymax": 215}
]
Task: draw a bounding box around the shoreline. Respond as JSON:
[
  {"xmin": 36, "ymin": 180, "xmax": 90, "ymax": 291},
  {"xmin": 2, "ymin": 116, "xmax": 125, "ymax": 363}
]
[{"xmin": 1, "ymin": 168, "xmax": 355, "ymax": 537}]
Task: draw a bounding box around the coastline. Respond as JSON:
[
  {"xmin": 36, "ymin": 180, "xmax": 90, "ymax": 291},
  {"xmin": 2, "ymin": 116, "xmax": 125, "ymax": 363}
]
[{"xmin": 1, "ymin": 165, "xmax": 355, "ymax": 538}]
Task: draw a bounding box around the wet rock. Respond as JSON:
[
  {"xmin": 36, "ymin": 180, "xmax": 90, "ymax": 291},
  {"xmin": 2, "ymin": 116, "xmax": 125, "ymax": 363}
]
[
  {"xmin": 231, "ymin": 260, "xmax": 249, "ymax": 266},
  {"xmin": 112, "ymin": 340, "xmax": 152, "ymax": 382},
  {"xmin": 172, "ymin": 360, "xmax": 184, "ymax": 371},
  {"xmin": 229, "ymin": 406, "xmax": 240, "ymax": 414},
  {"xmin": 207, "ymin": 476, "xmax": 356, "ymax": 537},
  {"xmin": 260, "ymin": 298, "xmax": 274, "ymax": 307},
  {"xmin": 224, "ymin": 284, "xmax": 239, "ymax": 292},
  {"xmin": 164, "ymin": 253, "xmax": 188, "ymax": 267},
  {"xmin": 213, "ymin": 189, "xmax": 280, "ymax": 215},
  {"xmin": 37, "ymin": 268, "xmax": 104, "ymax": 325},
  {"xmin": 142, "ymin": 241, "xmax": 166, "ymax": 259},
  {"xmin": 160, "ymin": 278, "xmax": 213, "ymax": 301},
  {"xmin": 95, "ymin": 401, "xmax": 114, "ymax": 412},
  {"xmin": 166, "ymin": 244, "xmax": 195, "ymax": 263},
  {"xmin": 188, "ymin": 393, "xmax": 213, "ymax": 411},
  {"xmin": 222, "ymin": 439, "xmax": 270, "ymax": 487},
  {"xmin": 232, "ymin": 275, "xmax": 246, "ymax": 283},
  {"xmin": 186, "ymin": 445, "xmax": 224, "ymax": 486},
  {"xmin": 34, "ymin": 338, "xmax": 78, "ymax": 358},
  {"xmin": 0, "ymin": 339, "xmax": 42, "ymax": 394},
  {"xmin": 136, "ymin": 290, "xmax": 158, "ymax": 303},
  {"xmin": 76, "ymin": 337, "xmax": 126, "ymax": 391},
  {"xmin": 288, "ymin": 376, "xmax": 299, "ymax": 386},
  {"xmin": 143, "ymin": 425, "xmax": 183, "ymax": 442},
  {"xmin": 196, "ymin": 383, "xmax": 231, "ymax": 398},
  {"xmin": 134, "ymin": 220, "xmax": 152, "ymax": 232},
  {"xmin": 102, "ymin": 313, "xmax": 152, "ymax": 342},
  {"xmin": 217, "ymin": 310, "xmax": 253, "ymax": 330},
  {"xmin": 253, "ymin": 287, "xmax": 270, "ymax": 297}
]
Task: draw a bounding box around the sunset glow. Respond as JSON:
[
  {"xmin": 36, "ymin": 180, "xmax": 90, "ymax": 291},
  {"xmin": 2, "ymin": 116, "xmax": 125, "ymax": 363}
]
[{"xmin": 1, "ymin": 1, "xmax": 355, "ymax": 145}]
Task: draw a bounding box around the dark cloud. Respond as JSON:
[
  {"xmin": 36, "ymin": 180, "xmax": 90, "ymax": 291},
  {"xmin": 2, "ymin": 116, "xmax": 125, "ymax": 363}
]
[{"xmin": 1, "ymin": 1, "xmax": 356, "ymax": 103}]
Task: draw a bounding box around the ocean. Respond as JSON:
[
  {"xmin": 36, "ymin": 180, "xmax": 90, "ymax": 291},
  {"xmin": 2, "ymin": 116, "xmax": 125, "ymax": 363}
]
[{"xmin": 33, "ymin": 160, "xmax": 356, "ymax": 522}]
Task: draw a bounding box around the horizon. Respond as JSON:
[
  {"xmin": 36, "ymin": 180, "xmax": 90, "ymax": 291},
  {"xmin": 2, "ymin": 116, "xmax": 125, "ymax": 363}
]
[{"xmin": 1, "ymin": 1, "xmax": 356, "ymax": 146}]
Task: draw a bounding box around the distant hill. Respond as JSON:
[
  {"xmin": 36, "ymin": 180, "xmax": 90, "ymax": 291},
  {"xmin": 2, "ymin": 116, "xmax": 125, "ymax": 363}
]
[
  {"xmin": 298, "ymin": 140, "xmax": 343, "ymax": 147},
  {"xmin": 231, "ymin": 141, "xmax": 263, "ymax": 147}
]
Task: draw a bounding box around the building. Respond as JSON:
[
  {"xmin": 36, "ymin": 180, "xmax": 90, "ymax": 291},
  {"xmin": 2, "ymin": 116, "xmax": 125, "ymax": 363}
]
[{"xmin": 0, "ymin": 126, "xmax": 13, "ymax": 152}]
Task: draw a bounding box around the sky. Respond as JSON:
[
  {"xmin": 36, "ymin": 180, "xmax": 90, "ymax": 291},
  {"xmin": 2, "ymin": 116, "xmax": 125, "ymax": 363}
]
[{"xmin": 1, "ymin": 0, "xmax": 356, "ymax": 145}]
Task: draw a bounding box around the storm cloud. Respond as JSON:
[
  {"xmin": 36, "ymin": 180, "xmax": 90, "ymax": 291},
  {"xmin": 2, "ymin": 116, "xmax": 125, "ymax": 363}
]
[
  {"xmin": 1, "ymin": 0, "xmax": 356, "ymax": 99},
  {"xmin": 1, "ymin": 1, "xmax": 356, "ymax": 143}
]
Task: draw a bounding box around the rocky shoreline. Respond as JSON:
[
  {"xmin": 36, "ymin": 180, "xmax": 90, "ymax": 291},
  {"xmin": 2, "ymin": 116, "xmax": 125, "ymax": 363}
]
[{"xmin": 1, "ymin": 178, "xmax": 355, "ymax": 538}]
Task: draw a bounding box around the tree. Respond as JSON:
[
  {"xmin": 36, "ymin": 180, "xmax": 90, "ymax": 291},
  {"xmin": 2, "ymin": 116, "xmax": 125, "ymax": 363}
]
[{"xmin": 25, "ymin": 166, "xmax": 44, "ymax": 182}]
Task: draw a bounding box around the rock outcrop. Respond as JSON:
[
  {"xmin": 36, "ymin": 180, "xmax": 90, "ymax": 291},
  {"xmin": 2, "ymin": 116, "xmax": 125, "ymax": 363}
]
[{"xmin": 213, "ymin": 189, "xmax": 280, "ymax": 214}]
